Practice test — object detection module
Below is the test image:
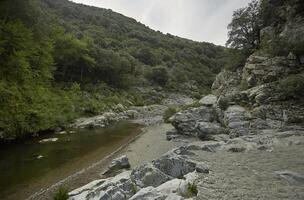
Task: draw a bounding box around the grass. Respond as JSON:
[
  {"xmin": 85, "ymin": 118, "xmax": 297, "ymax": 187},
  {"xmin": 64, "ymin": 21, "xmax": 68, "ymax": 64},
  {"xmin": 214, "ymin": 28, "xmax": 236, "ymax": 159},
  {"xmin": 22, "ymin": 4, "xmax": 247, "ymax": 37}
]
[
  {"xmin": 182, "ymin": 182, "xmax": 198, "ymax": 198},
  {"xmin": 53, "ymin": 186, "xmax": 69, "ymax": 200}
]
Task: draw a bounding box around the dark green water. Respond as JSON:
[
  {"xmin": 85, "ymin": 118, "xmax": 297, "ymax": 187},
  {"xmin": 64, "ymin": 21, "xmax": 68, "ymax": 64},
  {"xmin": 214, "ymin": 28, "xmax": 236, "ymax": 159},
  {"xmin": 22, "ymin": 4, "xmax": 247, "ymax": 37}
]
[{"xmin": 0, "ymin": 121, "xmax": 141, "ymax": 199}]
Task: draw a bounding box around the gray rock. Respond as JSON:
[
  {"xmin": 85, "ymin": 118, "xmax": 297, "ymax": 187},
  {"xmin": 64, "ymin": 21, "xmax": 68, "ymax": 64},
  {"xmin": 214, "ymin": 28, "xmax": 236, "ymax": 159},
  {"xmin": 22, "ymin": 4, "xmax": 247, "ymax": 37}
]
[
  {"xmin": 222, "ymin": 138, "xmax": 257, "ymax": 152},
  {"xmin": 196, "ymin": 122, "xmax": 226, "ymax": 139},
  {"xmin": 104, "ymin": 155, "xmax": 130, "ymax": 175},
  {"xmin": 129, "ymin": 187, "xmax": 165, "ymax": 200},
  {"xmin": 274, "ymin": 170, "xmax": 304, "ymax": 185},
  {"xmin": 156, "ymin": 179, "xmax": 188, "ymax": 196},
  {"xmin": 152, "ymin": 154, "xmax": 197, "ymax": 178},
  {"xmin": 171, "ymin": 106, "xmax": 217, "ymax": 136},
  {"xmin": 69, "ymin": 171, "xmax": 134, "ymax": 200},
  {"xmin": 186, "ymin": 141, "xmax": 223, "ymax": 152},
  {"xmin": 131, "ymin": 164, "xmax": 172, "ymax": 188},
  {"xmin": 195, "ymin": 162, "xmax": 209, "ymax": 173},
  {"xmin": 199, "ymin": 94, "xmax": 217, "ymax": 107},
  {"xmin": 166, "ymin": 130, "xmax": 180, "ymax": 141},
  {"xmin": 224, "ymin": 105, "xmax": 252, "ymax": 137},
  {"xmin": 39, "ymin": 138, "xmax": 58, "ymax": 143}
]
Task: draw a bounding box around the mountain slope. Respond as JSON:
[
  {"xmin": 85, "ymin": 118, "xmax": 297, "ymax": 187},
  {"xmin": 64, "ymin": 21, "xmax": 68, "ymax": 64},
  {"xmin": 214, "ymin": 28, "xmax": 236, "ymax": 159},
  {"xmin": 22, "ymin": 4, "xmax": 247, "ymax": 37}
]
[{"xmin": 0, "ymin": 0, "xmax": 228, "ymax": 140}]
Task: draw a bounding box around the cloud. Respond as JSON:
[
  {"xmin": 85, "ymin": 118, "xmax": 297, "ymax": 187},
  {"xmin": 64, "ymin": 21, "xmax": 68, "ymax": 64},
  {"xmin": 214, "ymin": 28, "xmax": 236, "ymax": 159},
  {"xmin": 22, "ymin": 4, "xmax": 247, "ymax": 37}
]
[{"xmin": 70, "ymin": 0, "xmax": 252, "ymax": 45}]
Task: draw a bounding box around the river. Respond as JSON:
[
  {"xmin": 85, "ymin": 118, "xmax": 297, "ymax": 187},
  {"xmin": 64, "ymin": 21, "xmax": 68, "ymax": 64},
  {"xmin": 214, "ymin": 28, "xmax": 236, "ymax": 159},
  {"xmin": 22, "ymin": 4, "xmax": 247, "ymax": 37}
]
[{"xmin": 0, "ymin": 121, "xmax": 142, "ymax": 200}]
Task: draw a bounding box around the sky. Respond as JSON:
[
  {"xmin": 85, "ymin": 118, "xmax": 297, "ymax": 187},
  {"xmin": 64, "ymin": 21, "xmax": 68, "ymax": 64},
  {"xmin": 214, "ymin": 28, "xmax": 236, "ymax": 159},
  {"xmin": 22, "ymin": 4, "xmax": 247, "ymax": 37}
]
[{"xmin": 70, "ymin": 0, "xmax": 252, "ymax": 46}]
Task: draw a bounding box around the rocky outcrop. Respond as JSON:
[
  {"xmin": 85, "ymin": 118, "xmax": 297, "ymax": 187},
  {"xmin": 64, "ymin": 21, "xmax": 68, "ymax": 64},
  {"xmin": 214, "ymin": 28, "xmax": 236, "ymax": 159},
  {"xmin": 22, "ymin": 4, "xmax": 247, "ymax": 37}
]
[
  {"xmin": 170, "ymin": 105, "xmax": 218, "ymax": 137},
  {"xmin": 69, "ymin": 171, "xmax": 135, "ymax": 200},
  {"xmin": 69, "ymin": 143, "xmax": 208, "ymax": 200}
]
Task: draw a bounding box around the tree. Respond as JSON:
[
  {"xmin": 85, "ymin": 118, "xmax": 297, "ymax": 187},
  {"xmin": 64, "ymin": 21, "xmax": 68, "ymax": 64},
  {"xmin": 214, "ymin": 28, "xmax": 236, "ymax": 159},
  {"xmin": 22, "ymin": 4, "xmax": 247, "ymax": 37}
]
[{"xmin": 226, "ymin": 0, "xmax": 262, "ymax": 52}]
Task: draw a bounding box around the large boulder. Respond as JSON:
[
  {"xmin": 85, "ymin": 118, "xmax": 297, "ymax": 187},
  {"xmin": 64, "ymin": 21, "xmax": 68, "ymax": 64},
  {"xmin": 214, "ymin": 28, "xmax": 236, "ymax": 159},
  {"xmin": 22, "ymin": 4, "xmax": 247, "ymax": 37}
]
[
  {"xmin": 196, "ymin": 122, "xmax": 226, "ymax": 139},
  {"xmin": 212, "ymin": 70, "xmax": 242, "ymax": 97},
  {"xmin": 103, "ymin": 155, "xmax": 130, "ymax": 175},
  {"xmin": 224, "ymin": 105, "xmax": 252, "ymax": 137},
  {"xmin": 171, "ymin": 106, "xmax": 217, "ymax": 136},
  {"xmin": 199, "ymin": 95, "xmax": 217, "ymax": 107},
  {"xmin": 152, "ymin": 154, "xmax": 197, "ymax": 178},
  {"xmin": 129, "ymin": 187, "xmax": 165, "ymax": 200},
  {"xmin": 131, "ymin": 164, "xmax": 173, "ymax": 188},
  {"xmin": 69, "ymin": 171, "xmax": 134, "ymax": 200}
]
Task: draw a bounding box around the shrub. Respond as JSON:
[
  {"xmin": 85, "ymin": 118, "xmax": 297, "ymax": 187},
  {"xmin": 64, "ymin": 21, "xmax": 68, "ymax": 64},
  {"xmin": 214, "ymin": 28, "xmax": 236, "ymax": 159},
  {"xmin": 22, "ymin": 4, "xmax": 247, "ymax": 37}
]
[
  {"xmin": 53, "ymin": 186, "xmax": 69, "ymax": 200},
  {"xmin": 163, "ymin": 107, "xmax": 178, "ymax": 123},
  {"xmin": 276, "ymin": 74, "xmax": 304, "ymax": 101},
  {"xmin": 182, "ymin": 182, "xmax": 198, "ymax": 198},
  {"xmin": 218, "ymin": 96, "xmax": 229, "ymax": 110}
]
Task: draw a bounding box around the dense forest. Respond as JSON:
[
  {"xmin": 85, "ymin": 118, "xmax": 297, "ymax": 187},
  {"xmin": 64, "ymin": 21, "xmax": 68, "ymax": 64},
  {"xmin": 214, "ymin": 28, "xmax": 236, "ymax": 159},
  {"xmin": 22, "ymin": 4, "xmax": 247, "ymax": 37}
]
[{"xmin": 0, "ymin": 0, "xmax": 228, "ymax": 140}]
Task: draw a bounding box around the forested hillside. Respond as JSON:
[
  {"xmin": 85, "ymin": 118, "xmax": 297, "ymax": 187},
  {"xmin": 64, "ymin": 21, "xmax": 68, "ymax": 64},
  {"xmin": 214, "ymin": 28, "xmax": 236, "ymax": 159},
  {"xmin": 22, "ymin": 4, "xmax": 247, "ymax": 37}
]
[{"xmin": 0, "ymin": 0, "xmax": 228, "ymax": 140}]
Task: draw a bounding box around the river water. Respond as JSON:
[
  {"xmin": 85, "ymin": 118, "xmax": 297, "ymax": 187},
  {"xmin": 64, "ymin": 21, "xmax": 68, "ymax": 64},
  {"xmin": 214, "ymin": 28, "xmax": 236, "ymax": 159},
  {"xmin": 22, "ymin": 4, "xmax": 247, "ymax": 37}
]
[{"xmin": 0, "ymin": 121, "xmax": 141, "ymax": 200}]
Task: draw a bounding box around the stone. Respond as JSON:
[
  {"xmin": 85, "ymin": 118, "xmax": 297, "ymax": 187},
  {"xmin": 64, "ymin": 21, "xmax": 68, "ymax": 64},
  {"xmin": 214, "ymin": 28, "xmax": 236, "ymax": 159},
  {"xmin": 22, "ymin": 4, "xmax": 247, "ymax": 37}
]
[
  {"xmin": 129, "ymin": 187, "xmax": 165, "ymax": 200},
  {"xmin": 69, "ymin": 171, "xmax": 135, "ymax": 200},
  {"xmin": 222, "ymin": 138, "xmax": 257, "ymax": 152},
  {"xmin": 199, "ymin": 94, "xmax": 217, "ymax": 107},
  {"xmin": 224, "ymin": 105, "xmax": 252, "ymax": 137},
  {"xmin": 195, "ymin": 162, "xmax": 209, "ymax": 173},
  {"xmin": 131, "ymin": 164, "xmax": 172, "ymax": 188},
  {"xmin": 57, "ymin": 131, "xmax": 67, "ymax": 135},
  {"xmin": 39, "ymin": 138, "xmax": 58, "ymax": 143},
  {"xmin": 152, "ymin": 154, "xmax": 197, "ymax": 178},
  {"xmin": 196, "ymin": 122, "xmax": 226, "ymax": 139},
  {"xmin": 274, "ymin": 170, "xmax": 304, "ymax": 185},
  {"xmin": 166, "ymin": 130, "xmax": 180, "ymax": 141},
  {"xmin": 186, "ymin": 141, "xmax": 223, "ymax": 152},
  {"xmin": 104, "ymin": 155, "xmax": 130, "ymax": 175},
  {"xmin": 156, "ymin": 179, "xmax": 188, "ymax": 196},
  {"xmin": 171, "ymin": 106, "xmax": 217, "ymax": 136}
]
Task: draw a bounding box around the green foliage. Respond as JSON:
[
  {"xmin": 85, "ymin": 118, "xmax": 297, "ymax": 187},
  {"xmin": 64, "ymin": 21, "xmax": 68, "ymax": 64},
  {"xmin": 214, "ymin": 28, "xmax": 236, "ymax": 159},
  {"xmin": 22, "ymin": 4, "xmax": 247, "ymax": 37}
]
[
  {"xmin": 0, "ymin": 0, "xmax": 229, "ymax": 140},
  {"xmin": 275, "ymin": 74, "xmax": 304, "ymax": 101},
  {"xmin": 182, "ymin": 182, "xmax": 198, "ymax": 198},
  {"xmin": 53, "ymin": 186, "xmax": 69, "ymax": 200},
  {"xmin": 218, "ymin": 96, "xmax": 229, "ymax": 111},
  {"xmin": 145, "ymin": 66, "xmax": 170, "ymax": 86},
  {"xmin": 222, "ymin": 49, "xmax": 248, "ymax": 71},
  {"xmin": 226, "ymin": 0, "xmax": 262, "ymax": 52},
  {"xmin": 163, "ymin": 107, "xmax": 178, "ymax": 123}
]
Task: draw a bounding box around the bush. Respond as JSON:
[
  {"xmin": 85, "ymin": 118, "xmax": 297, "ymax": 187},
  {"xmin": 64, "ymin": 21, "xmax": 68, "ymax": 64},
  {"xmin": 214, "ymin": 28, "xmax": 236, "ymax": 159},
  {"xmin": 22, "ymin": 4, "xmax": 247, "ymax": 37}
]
[
  {"xmin": 276, "ymin": 74, "xmax": 304, "ymax": 101},
  {"xmin": 218, "ymin": 96, "xmax": 229, "ymax": 110},
  {"xmin": 163, "ymin": 107, "xmax": 178, "ymax": 123},
  {"xmin": 145, "ymin": 66, "xmax": 170, "ymax": 86},
  {"xmin": 53, "ymin": 187, "xmax": 69, "ymax": 200},
  {"xmin": 182, "ymin": 182, "xmax": 198, "ymax": 198}
]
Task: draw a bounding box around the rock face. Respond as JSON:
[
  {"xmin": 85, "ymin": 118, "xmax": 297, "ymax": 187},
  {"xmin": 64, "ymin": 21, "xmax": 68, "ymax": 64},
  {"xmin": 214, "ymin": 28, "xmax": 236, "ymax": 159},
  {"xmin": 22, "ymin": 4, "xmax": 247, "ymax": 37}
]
[{"xmin": 170, "ymin": 106, "xmax": 217, "ymax": 137}]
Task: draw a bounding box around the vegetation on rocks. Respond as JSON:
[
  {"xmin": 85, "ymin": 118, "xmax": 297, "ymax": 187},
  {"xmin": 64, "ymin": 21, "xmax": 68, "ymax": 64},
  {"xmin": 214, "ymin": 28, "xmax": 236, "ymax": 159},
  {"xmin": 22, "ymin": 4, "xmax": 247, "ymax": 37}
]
[{"xmin": 53, "ymin": 187, "xmax": 69, "ymax": 200}]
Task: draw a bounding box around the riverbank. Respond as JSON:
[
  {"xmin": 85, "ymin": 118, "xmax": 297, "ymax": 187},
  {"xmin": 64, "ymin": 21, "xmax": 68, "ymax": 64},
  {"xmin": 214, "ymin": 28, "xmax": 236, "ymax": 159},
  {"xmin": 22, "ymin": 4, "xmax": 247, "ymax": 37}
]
[
  {"xmin": 27, "ymin": 122, "xmax": 189, "ymax": 200},
  {"xmin": 1, "ymin": 94, "xmax": 195, "ymax": 200},
  {"xmin": 68, "ymin": 94, "xmax": 304, "ymax": 200}
]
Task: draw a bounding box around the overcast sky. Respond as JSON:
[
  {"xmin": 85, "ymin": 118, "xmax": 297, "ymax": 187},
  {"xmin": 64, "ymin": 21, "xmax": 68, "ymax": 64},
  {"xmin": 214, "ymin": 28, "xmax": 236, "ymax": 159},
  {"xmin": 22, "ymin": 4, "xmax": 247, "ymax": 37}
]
[{"xmin": 70, "ymin": 0, "xmax": 251, "ymax": 46}]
